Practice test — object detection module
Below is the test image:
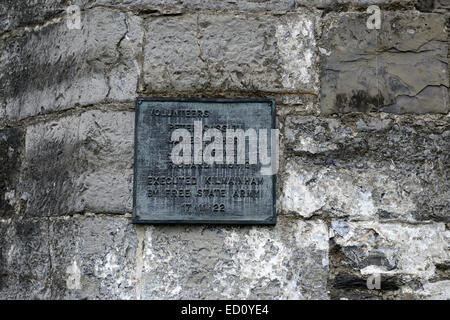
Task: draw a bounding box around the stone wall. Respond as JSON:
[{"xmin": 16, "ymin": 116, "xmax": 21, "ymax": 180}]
[{"xmin": 0, "ymin": 0, "xmax": 449, "ymax": 299}]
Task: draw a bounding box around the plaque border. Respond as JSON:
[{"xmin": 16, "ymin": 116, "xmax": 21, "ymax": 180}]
[{"xmin": 132, "ymin": 97, "xmax": 276, "ymax": 225}]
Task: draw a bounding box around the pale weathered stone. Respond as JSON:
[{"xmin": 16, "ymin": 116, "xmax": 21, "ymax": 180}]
[
  {"xmin": 0, "ymin": 8, "xmax": 142, "ymax": 121},
  {"xmin": 0, "ymin": 220, "xmax": 52, "ymax": 299},
  {"xmin": 0, "ymin": 216, "xmax": 137, "ymax": 299},
  {"xmin": 282, "ymin": 114, "xmax": 450, "ymax": 222},
  {"xmin": 48, "ymin": 216, "xmax": 137, "ymax": 299},
  {"xmin": 332, "ymin": 221, "xmax": 449, "ymax": 281},
  {"xmin": 319, "ymin": 12, "xmax": 449, "ymax": 114},
  {"xmin": 327, "ymin": 220, "xmax": 450, "ymax": 299},
  {"xmin": 143, "ymin": 12, "xmax": 318, "ymax": 93},
  {"xmin": 23, "ymin": 110, "xmax": 134, "ymax": 217},
  {"xmin": 414, "ymin": 281, "xmax": 450, "ymax": 300},
  {"xmin": 276, "ymin": 94, "xmax": 320, "ymax": 116},
  {"xmin": 0, "ymin": 128, "xmax": 24, "ymax": 218},
  {"xmin": 140, "ymin": 216, "xmax": 329, "ymax": 299}
]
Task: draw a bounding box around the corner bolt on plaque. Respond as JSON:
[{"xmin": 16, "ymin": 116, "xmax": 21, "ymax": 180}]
[{"xmin": 133, "ymin": 98, "xmax": 277, "ymax": 224}]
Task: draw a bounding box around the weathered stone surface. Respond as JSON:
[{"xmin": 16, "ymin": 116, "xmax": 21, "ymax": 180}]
[
  {"xmin": 23, "ymin": 110, "xmax": 134, "ymax": 217},
  {"xmin": 0, "ymin": 8, "xmax": 142, "ymax": 121},
  {"xmin": 276, "ymin": 94, "xmax": 320, "ymax": 116},
  {"xmin": 0, "ymin": 221, "xmax": 9, "ymax": 293},
  {"xmin": 327, "ymin": 220, "xmax": 450, "ymax": 299},
  {"xmin": 414, "ymin": 280, "xmax": 450, "ymax": 299},
  {"xmin": 0, "ymin": 128, "xmax": 24, "ymax": 218},
  {"xmin": 0, "ymin": 220, "xmax": 51, "ymax": 299},
  {"xmin": 331, "ymin": 221, "xmax": 449, "ymax": 284},
  {"xmin": 435, "ymin": 0, "xmax": 450, "ymax": 9},
  {"xmin": 74, "ymin": 0, "xmax": 418, "ymax": 12},
  {"xmin": 49, "ymin": 216, "xmax": 137, "ymax": 299},
  {"xmin": 319, "ymin": 12, "xmax": 449, "ymax": 114},
  {"xmin": 296, "ymin": 0, "xmax": 415, "ymax": 9},
  {"xmin": 0, "ymin": 216, "xmax": 137, "ymax": 299},
  {"xmin": 75, "ymin": 0, "xmax": 296, "ymax": 12},
  {"xmin": 282, "ymin": 114, "xmax": 450, "ymax": 222},
  {"xmin": 143, "ymin": 12, "xmax": 318, "ymax": 93},
  {"xmin": 140, "ymin": 216, "xmax": 329, "ymax": 299},
  {"xmin": 0, "ymin": 0, "xmax": 67, "ymax": 32}
]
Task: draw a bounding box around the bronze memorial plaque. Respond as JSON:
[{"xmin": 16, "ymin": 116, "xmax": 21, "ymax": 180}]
[{"xmin": 133, "ymin": 98, "xmax": 276, "ymax": 224}]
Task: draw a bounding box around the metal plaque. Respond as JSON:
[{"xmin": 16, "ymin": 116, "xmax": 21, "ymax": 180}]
[{"xmin": 133, "ymin": 98, "xmax": 276, "ymax": 224}]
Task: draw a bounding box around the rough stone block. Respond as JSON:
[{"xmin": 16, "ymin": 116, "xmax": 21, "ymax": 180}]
[
  {"xmin": 296, "ymin": 0, "xmax": 416, "ymax": 9},
  {"xmin": 0, "ymin": 128, "xmax": 24, "ymax": 218},
  {"xmin": 0, "ymin": 216, "xmax": 137, "ymax": 299},
  {"xmin": 319, "ymin": 12, "xmax": 448, "ymax": 114},
  {"xmin": 331, "ymin": 221, "xmax": 449, "ymax": 282},
  {"xmin": 0, "ymin": 8, "xmax": 142, "ymax": 120},
  {"xmin": 0, "ymin": 0, "xmax": 67, "ymax": 32},
  {"xmin": 276, "ymin": 94, "xmax": 320, "ymax": 116},
  {"xmin": 140, "ymin": 216, "xmax": 329, "ymax": 299},
  {"xmin": 49, "ymin": 216, "xmax": 137, "ymax": 299},
  {"xmin": 75, "ymin": 0, "xmax": 296, "ymax": 12},
  {"xmin": 0, "ymin": 220, "xmax": 51, "ymax": 299},
  {"xmin": 416, "ymin": 281, "xmax": 450, "ymax": 299},
  {"xmin": 282, "ymin": 114, "xmax": 450, "ymax": 222},
  {"xmin": 23, "ymin": 110, "xmax": 134, "ymax": 217},
  {"xmin": 143, "ymin": 12, "xmax": 318, "ymax": 93},
  {"xmin": 75, "ymin": 0, "xmax": 417, "ymax": 12}
]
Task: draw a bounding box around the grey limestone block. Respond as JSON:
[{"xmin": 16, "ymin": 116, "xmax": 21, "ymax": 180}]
[
  {"xmin": 0, "ymin": 8, "xmax": 142, "ymax": 121},
  {"xmin": 319, "ymin": 12, "xmax": 448, "ymax": 114},
  {"xmin": 139, "ymin": 216, "xmax": 329, "ymax": 299},
  {"xmin": 0, "ymin": 128, "xmax": 24, "ymax": 219},
  {"xmin": 22, "ymin": 110, "xmax": 134, "ymax": 217},
  {"xmin": 143, "ymin": 12, "xmax": 319, "ymax": 94},
  {"xmin": 282, "ymin": 114, "xmax": 450, "ymax": 222}
]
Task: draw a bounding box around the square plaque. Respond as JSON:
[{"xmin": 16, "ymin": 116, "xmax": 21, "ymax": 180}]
[{"xmin": 133, "ymin": 98, "xmax": 276, "ymax": 224}]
